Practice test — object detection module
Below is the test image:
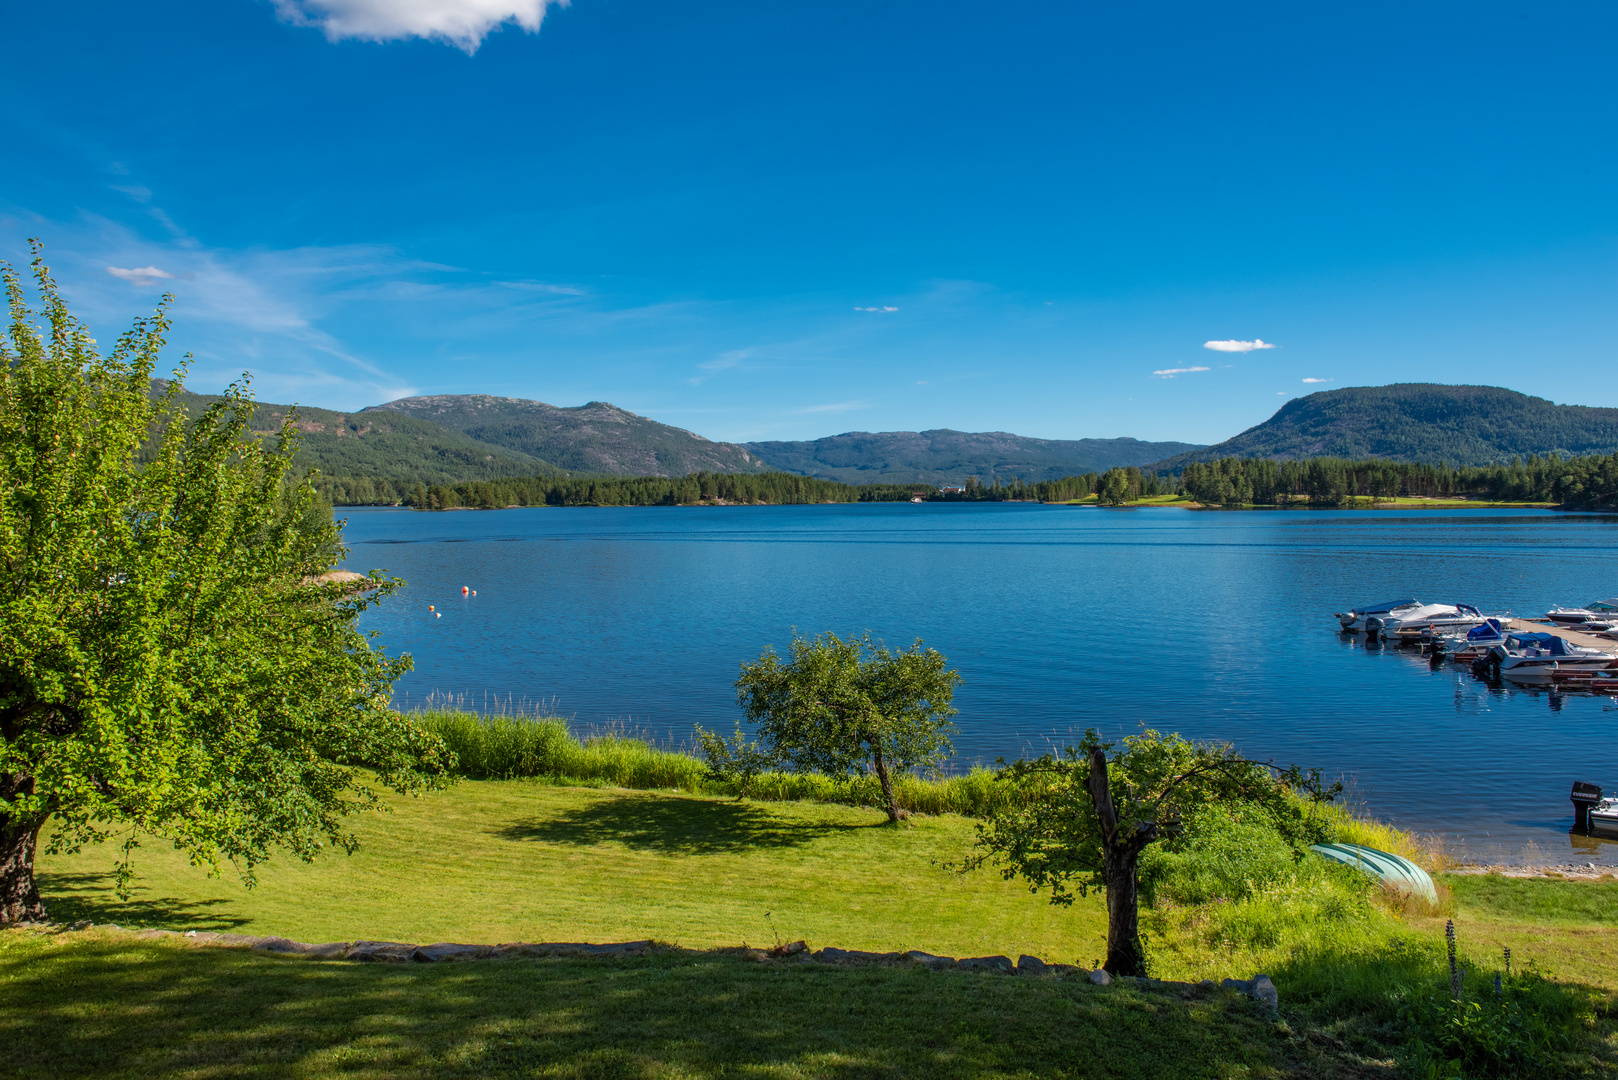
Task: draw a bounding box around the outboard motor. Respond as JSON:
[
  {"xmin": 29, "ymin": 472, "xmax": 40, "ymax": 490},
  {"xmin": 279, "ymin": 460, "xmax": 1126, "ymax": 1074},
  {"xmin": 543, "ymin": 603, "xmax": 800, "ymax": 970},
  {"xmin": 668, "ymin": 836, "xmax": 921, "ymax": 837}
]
[
  {"xmin": 1365, "ymin": 617, "xmax": 1383, "ymax": 642},
  {"xmin": 1572, "ymin": 781, "xmax": 1603, "ymax": 832}
]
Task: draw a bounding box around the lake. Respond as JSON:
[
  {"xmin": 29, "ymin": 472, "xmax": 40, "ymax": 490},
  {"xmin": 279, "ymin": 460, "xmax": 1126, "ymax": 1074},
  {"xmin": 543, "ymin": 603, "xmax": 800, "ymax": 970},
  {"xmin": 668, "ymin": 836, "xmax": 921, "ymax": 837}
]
[{"xmin": 339, "ymin": 502, "xmax": 1618, "ymax": 864}]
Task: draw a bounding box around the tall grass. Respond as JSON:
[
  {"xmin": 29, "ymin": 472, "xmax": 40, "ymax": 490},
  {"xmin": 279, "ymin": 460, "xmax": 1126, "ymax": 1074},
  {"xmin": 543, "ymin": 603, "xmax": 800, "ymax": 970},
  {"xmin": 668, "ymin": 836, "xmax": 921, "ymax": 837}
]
[
  {"xmin": 417, "ymin": 708, "xmax": 1036, "ymax": 816},
  {"xmin": 417, "ymin": 708, "xmax": 1445, "ymax": 849}
]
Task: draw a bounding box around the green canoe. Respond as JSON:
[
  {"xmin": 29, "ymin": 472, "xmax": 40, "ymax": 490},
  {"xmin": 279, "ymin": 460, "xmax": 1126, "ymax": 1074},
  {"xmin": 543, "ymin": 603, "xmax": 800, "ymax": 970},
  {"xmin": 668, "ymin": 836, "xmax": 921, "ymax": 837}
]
[{"xmin": 1309, "ymin": 842, "xmax": 1437, "ymax": 904}]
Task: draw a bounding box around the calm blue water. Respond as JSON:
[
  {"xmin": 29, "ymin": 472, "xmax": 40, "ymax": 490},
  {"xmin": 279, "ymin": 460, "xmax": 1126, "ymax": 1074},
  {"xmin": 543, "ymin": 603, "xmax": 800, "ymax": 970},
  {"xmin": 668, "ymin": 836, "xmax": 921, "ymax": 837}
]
[{"xmin": 339, "ymin": 503, "xmax": 1618, "ymax": 864}]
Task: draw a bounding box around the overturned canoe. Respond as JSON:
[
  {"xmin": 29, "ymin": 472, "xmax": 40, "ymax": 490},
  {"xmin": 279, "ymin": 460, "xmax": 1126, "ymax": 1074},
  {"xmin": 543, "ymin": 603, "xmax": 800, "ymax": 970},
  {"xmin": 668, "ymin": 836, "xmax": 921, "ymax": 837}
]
[{"xmin": 1309, "ymin": 842, "xmax": 1437, "ymax": 904}]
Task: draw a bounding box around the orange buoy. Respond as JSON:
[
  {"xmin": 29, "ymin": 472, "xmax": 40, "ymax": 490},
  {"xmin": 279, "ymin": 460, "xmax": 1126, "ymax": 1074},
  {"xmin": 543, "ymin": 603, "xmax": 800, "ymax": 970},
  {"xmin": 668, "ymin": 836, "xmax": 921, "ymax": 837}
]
[
  {"xmin": 462, "ymin": 586, "xmax": 469, "ymax": 594},
  {"xmin": 471, "ymin": 590, "xmax": 477, "ymax": 596},
  {"xmin": 428, "ymin": 605, "xmax": 435, "ymax": 612}
]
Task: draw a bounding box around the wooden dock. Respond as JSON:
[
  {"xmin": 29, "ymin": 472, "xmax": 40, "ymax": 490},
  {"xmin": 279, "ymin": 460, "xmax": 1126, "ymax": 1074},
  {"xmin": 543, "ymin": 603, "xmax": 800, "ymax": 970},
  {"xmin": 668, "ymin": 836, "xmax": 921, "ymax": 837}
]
[{"xmin": 1506, "ymin": 619, "xmax": 1618, "ymax": 654}]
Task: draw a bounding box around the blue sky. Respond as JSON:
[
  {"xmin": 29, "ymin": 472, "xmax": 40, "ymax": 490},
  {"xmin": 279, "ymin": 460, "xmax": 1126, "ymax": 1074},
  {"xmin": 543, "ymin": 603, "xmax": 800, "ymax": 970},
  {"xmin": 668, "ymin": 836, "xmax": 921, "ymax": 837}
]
[{"xmin": 3, "ymin": 1, "xmax": 1614, "ymax": 445}]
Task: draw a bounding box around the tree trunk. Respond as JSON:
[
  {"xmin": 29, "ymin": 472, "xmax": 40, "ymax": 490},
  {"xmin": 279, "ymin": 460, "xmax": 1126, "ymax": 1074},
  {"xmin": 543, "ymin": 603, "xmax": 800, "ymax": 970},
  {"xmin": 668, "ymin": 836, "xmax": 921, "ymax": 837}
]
[
  {"xmin": 1087, "ymin": 747, "xmax": 1155, "ymax": 977},
  {"xmin": 870, "ymin": 741, "xmax": 902, "ymax": 823},
  {"xmin": 0, "ymin": 814, "xmax": 46, "ymax": 925}
]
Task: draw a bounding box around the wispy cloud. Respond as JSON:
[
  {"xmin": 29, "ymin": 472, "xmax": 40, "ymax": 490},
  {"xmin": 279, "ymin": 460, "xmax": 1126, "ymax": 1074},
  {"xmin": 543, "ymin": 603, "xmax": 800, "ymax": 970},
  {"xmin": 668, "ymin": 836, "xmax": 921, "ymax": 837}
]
[
  {"xmin": 272, "ymin": 0, "xmax": 567, "ymax": 54},
  {"xmin": 1302, "ymin": 377, "xmax": 1333, "ymax": 384},
  {"xmin": 1203, "ymin": 338, "xmax": 1277, "ymax": 353},
  {"xmin": 853, "ymin": 306, "xmax": 898, "ymax": 312},
  {"xmin": 106, "ymin": 265, "xmax": 174, "ymax": 286},
  {"xmin": 796, "ymin": 399, "xmax": 872, "ymax": 414},
  {"xmin": 1152, "ymin": 365, "xmax": 1211, "ymax": 378}
]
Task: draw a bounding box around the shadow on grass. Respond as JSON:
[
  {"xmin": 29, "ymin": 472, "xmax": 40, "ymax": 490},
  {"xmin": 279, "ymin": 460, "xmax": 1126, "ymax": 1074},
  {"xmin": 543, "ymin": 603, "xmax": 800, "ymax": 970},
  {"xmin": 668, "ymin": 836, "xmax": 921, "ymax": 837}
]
[
  {"xmin": 37, "ymin": 872, "xmax": 252, "ymax": 932},
  {"xmin": 3, "ymin": 933, "xmax": 1310, "ymax": 1080},
  {"xmin": 494, "ymin": 792, "xmax": 871, "ymax": 854}
]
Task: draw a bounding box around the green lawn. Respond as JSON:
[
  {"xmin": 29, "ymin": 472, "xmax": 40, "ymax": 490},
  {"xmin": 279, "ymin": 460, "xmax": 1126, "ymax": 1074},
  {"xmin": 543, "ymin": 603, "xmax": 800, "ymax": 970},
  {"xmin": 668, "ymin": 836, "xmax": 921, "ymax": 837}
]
[
  {"xmin": 38, "ymin": 782, "xmax": 1108, "ymax": 962},
  {"xmin": 19, "ymin": 782, "xmax": 1618, "ymax": 1078},
  {"xmin": 0, "ymin": 930, "xmax": 1342, "ymax": 1080}
]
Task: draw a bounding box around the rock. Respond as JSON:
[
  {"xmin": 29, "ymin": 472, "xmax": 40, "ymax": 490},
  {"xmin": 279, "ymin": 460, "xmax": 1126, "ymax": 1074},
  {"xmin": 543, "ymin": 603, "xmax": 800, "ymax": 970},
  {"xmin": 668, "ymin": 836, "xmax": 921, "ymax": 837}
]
[
  {"xmin": 214, "ymin": 933, "xmax": 275, "ymax": 948},
  {"xmin": 959, "ymin": 955, "xmax": 1014, "ymax": 974},
  {"xmin": 300, "ymin": 942, "xmax": 351, "ymax": 958},
  {"xmin": 67, "ymin": 920, "xmax": 91, "ymax": 931},
  {"xmin": 347, "ymin": 941, "xmax": 418, "ymax": 963},
  {"xmin": 135, "ymin": 929, "xmax": 182, "ymax": 941},
  {"xmin": 1088, "ymin": 968, "xmax": 1112, "ymax": 986},
  {"xmin": 1016, "ymin": 955, "xmax": 1048, "ymax": 976},
  {"xmin": 1199, "ymin": 979, "xmax": 1218, "ymax": 990},
  {"xmin": 1221, "ymin": 977, "xmax": 1255, "ymax": 994},
  {"xmin": 185, "ymin": 932, "xmax": 223, "ymax": 946},
  {"xmin": 905, "ymin": 951, "xmax": 957, "ymax": 969},
  {"xmin": 413, "ymin": 943, "xmax": 491, "ymax": 963},
  {"xmin": 768, "ymin": 940, "xmax": 808, "ymax": 957},
  {"xmin": 1251, "ymin": 974, "xmax": 1279, "ymax": 1011},
  {"xmin": 489, "ymin": 941, "xmax": 652, "ymax": 959},
  {"xmin": 1049, "ymin": 963, "xmax": 1079, "ymax": 976},
  {"xmin": 252, "ymin": 937, "xmax": 306, "ymax": 954}
]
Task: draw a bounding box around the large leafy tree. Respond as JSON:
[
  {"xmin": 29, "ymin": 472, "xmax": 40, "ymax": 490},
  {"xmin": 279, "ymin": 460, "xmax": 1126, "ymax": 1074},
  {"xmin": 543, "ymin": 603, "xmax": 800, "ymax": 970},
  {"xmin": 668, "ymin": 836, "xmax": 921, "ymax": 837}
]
[
  {"xmin": 734, "ymin": 631, "xmax": 959, "ymax": 823},
  {"xmin": 0, "ymin": 246, "xmax": 449, "ymax": 924},
  {"xmin": 963, "ymin": 729, "xmax": 1337, "ymax": 976}
]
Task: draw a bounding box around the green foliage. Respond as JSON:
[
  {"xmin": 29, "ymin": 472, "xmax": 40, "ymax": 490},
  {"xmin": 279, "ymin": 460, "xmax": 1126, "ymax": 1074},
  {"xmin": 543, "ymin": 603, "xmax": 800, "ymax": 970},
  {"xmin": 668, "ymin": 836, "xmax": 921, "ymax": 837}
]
[
  {"xmin": 1099, "ymin": 467, "xmax": 1134, "ymax": 505},
  {"xmin": 742, "ymin": 429, "xmax": 1203, "ymax": 485},
  {"xmin": 368, "ymin": 396, "xmax": 769, "ymax": 478},
  {"xmin": 1156, "ymin": 383, "xmax": 1618, "ymax": 469},
  {"xmin": 153, "ymin": 383, "xmax": 562, "ymax": 503},
  {"xmin": 1176, "ymin": 453, "xmax": 1616, "ymax": 506},
  {"xmin": 966, "ymin": 730, "xmax": 1332, "ymax": 908},
  {"xmin": 1400, "ymin": 931, "xmax": 1578, "ymax": 1079},
  {"xmin": 0, "ymin": 246, "xmax": 449, "ymax": 921},
  {"xmin": 735, "ymin": 631, "xmax": 960, "ymax": 822},
  {"xmin": 694, "ymin": 724, "xmax": 780, "ymax": 799}
]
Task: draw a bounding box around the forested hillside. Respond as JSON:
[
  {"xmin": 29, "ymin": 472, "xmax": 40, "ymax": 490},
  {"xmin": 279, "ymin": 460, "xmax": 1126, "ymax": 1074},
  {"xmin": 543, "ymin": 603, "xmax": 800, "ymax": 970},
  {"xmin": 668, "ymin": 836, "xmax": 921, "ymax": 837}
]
[
  {"xmin": 743, "ymin": 429, "xmax": 1201, "ymax": 484},
  {"xmin": 1154, "ymin": 384, "xmax": 1618, "ymax": 469},
  {"xmin": 364, "ymin": 395, "xmax": 769, "ymax": 477},
  {"xmin": 155, "ymin": 383, "xmax": 562, "ymax": 502}
]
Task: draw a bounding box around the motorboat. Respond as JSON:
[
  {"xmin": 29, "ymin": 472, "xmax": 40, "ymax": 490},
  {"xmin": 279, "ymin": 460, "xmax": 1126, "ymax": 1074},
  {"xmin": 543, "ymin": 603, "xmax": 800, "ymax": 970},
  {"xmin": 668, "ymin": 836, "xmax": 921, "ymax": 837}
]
[
  {"xmin": 1545, "ymin": 598, "xmax": 1618, "ymax": 628},
  {"xmin": 1477, "ymin": 631, "xmax": 1618, "ymax": 684},
  {"xmin": 1368, "ymin": 603, "xmax": 1488, "ymax": 642},
  {"xmin": 1429, "ymin": 618, "xmax": 1508, "ymax": 661},
  {"xmin": 1337, "ymin": 598, "xmax": 1421, "ymax": 633},
  {"xmin": 1589, "ymin": 794, "xmax": 1618, "ymax": 837}
]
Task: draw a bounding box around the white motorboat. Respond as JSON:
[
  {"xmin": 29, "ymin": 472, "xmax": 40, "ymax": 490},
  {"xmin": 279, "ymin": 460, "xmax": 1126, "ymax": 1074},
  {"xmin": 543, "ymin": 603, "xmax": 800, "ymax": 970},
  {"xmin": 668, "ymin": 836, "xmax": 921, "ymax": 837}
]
[
  {"xmin": 1589, "ymin": 795, "xmax": 1618, "ymax": 837},
  {"xmin": 1368, "ymin": 603, "xmax": 1488, "ymax": 642},
  {"xmin": 1428, "ymin": 618, "xmax": 1508, "ymax": 660},
  {"xmin": 1546, "ymin": 598, "xmax": 1618, "ymax": 628},
  {"xmin": 1337, "ymin": 598, "xmax": 1421, "ymax": 633},
  {"xmin": 1479, "ymin": 631, "xmax": 1618, "ymax": 684}
]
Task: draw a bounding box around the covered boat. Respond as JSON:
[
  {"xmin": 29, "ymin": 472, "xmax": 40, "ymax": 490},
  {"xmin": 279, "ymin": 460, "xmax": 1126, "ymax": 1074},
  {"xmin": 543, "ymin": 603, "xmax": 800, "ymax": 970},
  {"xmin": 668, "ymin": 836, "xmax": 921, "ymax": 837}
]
[
  {"xmin": 1480, "ymin": 632, "xmax": 1618, "ymax": 683},
  {"xmin": 1309, "ymin": 843, "xmax": 1437, "ymax": 904},
  {"xmin": 1369, "ymin": 603, "xmax": 1487, "ymax": 642},
  {"xmin": 1337, "ymin": 598, "xmax": 1421, "ymax": 633},
  {"xmin": 1431, "ymin": 617, "xmax": 1508, "ymax": 660}
]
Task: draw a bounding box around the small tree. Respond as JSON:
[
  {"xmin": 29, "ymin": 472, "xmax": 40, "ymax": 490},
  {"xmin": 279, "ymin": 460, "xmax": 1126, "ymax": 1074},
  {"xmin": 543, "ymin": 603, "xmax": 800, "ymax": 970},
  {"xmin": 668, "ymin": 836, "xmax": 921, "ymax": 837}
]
[
  {"xmin": 962, "ymin": 728, "xmax": 1337, "ymax": 975},
  {"xmin": 693, "ymin": 724, "xmax": 780, "ymax": 799},
  {"xmin": 734, "ymin": 631, "xmax": 959, "ymax": 823},
  {"xmin": 1099, "ymin": 468, "xmax": 1133, "ymax": 506},
  {"xmin": 0, "ymin": 244, "xmax": 450, "ymax": 924}
]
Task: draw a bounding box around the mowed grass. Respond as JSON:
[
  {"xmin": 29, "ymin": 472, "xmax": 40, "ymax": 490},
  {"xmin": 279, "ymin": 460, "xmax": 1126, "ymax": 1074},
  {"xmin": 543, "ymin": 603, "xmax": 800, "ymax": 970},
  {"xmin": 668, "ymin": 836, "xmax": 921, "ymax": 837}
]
[
  {"xmin": 1410, "ymin": 873, "xmax": 1618, "ymax": 992},
  {"xmin": 21, "ymin": 784, "xmax": 1618, "ymax": 1078},
  {"xmin": 0, "ymin": 930, "xmax": 1324, "ymax": 1080},
  {"xmin": 39, "ymin": 781, "xmax": 1109, "ymax": 962}
]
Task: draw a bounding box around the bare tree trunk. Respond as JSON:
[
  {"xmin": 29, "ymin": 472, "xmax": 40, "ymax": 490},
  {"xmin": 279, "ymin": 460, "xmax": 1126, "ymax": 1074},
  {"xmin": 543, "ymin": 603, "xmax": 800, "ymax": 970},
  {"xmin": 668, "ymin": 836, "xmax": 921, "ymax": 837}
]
[
  {"xmin": 0, "ymin": 813, "xmax": 46, "ymax": 925},
  {"xmin": 870, "ymin": 742, "xmax": 903, "ymax": 823},
  {"xmin": 1087, "ymin": 747, "xmax": 1156, "ymax": 976}
]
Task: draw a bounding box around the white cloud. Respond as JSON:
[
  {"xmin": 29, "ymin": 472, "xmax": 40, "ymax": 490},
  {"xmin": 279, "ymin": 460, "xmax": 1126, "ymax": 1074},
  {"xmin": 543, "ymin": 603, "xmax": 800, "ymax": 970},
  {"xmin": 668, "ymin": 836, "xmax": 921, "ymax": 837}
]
[
  {"xmin": 1302, "ymin": 377, "xmax": 1333, "ymax": 384},
  {"xmin": 796, "ymin": 399, "xmax": 871, "ymax": 414},
  {"xmin": 273, "ymin": 0, "xmax": 567, "ymax": 53},
  {"xmin": 1203, "ymin": 338, "xmax": 1277, "ymax": 353},
  {"xmin": 106, "ymin": 265, "xmax": 175, "ymax": 286},
  {"xmin": 1152, "ymin": 365, "xmax": 1211, "ymax": 378},
  {"xmin": 853, "ymin": 306, "xmax": 898, "ymax": 312}
]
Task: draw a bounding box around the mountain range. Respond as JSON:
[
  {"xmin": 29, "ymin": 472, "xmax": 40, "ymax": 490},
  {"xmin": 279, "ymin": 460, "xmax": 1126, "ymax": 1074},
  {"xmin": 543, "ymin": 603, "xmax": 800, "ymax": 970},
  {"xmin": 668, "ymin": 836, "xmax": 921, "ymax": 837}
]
[
  {"xmin": 1151, "ymin": 384, "xmax": 1618, "ymax": 470},
  {"xmin": 159, "ymin": 381, "xmax": 1618, "ymax": 492}
]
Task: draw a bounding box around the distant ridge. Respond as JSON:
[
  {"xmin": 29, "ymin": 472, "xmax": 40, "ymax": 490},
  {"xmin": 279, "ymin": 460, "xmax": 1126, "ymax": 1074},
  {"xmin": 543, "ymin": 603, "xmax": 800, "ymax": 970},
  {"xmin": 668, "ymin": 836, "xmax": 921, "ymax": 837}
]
[
  {"xmin": 364, "ymin": 395, "xmax": 769, "ymax": 477},
  {"xmin": 1152, "ymin": 384, "xmax": 1618, "ymax": 470},
  {"xmin": 743, "ymin": 429, "xmax": 1203, "ymax": 485}
]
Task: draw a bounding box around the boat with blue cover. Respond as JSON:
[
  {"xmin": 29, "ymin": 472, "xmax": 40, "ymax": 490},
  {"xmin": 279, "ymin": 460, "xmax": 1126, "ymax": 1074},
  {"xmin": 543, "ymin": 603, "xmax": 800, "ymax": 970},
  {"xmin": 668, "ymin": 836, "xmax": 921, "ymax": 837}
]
[{"xmin": 1477, "ymin": 631, "xmax": 1618, "ymax": 684}]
